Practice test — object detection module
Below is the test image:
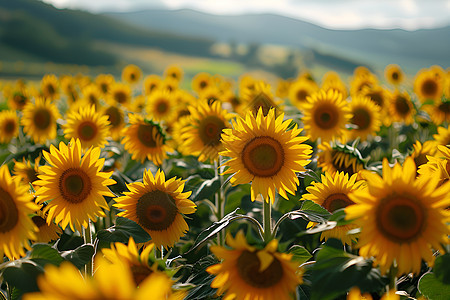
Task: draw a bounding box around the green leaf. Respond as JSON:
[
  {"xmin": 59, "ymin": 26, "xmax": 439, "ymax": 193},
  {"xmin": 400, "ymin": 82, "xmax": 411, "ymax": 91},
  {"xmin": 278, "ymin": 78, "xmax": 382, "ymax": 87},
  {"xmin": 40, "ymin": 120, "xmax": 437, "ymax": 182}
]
[
  {"xmin": 434, "ymin": 253, "xmax": 450, "ymax": 284},
  {"xmin": 190, "ymin": 176, "xmax": 220, "ymax": 202},
  {"xmin": 418, "ymin": 272, "xmax": 450, "ymax": 300},
  {"xmin": 329, "ymin": 208, "xmax": 354, "ymax": 226},
  {"xmin": 96, "ymin": 217, "xmax": 151, "ymax": 244},
  {"xmin": 288, "ymin": 245, "xmax": 312, "ymax": 264},
  {"xmin": 60, "ymin": 244, "xmax": 95, "ymax": 269},
  {"xmin": 1, "ymin": 262, "xmax": 41, "ymax": 293},
  {"xmin": 29, "ymin": 243, "xmax": 64, "ymax": 266}
]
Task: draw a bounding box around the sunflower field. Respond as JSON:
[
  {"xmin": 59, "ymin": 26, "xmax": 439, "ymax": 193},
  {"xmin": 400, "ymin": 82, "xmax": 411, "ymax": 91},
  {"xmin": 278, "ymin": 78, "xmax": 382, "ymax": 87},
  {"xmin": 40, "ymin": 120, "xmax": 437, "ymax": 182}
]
[{"xmin": 0, "ymin": 63, "xmax": 449, "ymax": 300}]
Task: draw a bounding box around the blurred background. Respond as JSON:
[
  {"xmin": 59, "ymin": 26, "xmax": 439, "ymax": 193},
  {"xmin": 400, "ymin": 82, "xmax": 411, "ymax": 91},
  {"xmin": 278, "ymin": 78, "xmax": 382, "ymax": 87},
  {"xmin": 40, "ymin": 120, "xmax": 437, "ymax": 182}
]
[{"xmin": 0, "ymin": 0, "xmax": 448, "ymax": 82}]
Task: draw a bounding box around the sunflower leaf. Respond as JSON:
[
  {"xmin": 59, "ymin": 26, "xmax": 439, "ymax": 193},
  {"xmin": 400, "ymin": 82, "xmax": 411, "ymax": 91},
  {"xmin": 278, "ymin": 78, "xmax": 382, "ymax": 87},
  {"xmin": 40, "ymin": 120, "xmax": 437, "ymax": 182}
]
[
  {"xmin": 288, "ymin": 245, "xmax": 312, "ymax": 264},
  {"xmin": 29, "ymin": 243, "xmax": 64, "ymax": 266},
  {"xmin": 433, "ymin": 253, "xmax": 450, "ymax": 284},
  {"xmin": 190, "ymin": 176, "xmax": 220, "ymax": 202},
  {"xmin": 1, "ymin": 262, "xmax": 41, "ymax": 293},
  {"xmin": 418, "ymin": 272, "xmax": 450, "ymax": 300},
  {"xmin": 60, "ymin": 244, "xmax": 95, "ymax": 269},
  {"xmin": 95, "ymin": 217, "xmax": 151, "ymax": 244}
]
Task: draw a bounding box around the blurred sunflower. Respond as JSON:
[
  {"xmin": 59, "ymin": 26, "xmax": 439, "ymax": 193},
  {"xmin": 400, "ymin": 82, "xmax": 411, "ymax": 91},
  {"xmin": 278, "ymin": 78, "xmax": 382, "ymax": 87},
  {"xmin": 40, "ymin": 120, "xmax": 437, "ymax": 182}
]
[
  {"xmin": 21, "ymin": 97, "xmax": 61, "ymax": 144},
  {"xmin": 161, "ymin": 77, "xmax": 179, "ymax": 93},
  {"xmin": 40, "ymin": 74, "xmax": 59, "ymax": 100},
  {"xmin": 0, "ymin": 110, "xmax": 19, "ymax": 143},
  {"xmin": 95, "ymin": 73, "xmax": 115, "ymax": 96},
  {"xmin": 143, "ymin": 74, "xmax": 162, "ymax": 96},
  {"xmin": 122, "ymin": 64, "xmax": 142, "ymax": 85},
  {"xmin": 318, "ymin": 142, "xmax": 366, "ymax": 177},
  {"xmin": 321, "ymin": 71, "xmax": 348, "ymax": 100},
  {"xmin": 146, "ymin": 89, "xmax": 178, "ymax": 123},
  {"xmin": 220, "ymin": 108, "xmax": 312, "ymax": 203},
  {"xmin": 7, "ymin": 88, "xmax": 30, "ymax": 111},
  {"xmin": 192, "ymin": 72, "xmax": 212, "ymax": 94},
  {"xmin": 288, "ymin": 79, "xmax": 319, "ymax": 110},
  {"xmin": 114, "ymin": 169, "xmax": 196, "ymax": 249},
  {"xmin": 388, "ymin": 90, "xmax": 415, "ymax": 125},
  {"xmin": 422, "ymin": 101, "xmax": 450, "ymax": 125},
  {"xmin": 164, "ymin": 64, "xmax": 184, "ymax": 82},
  {"xmin": 350, "ymin": 72, "xmax": 378, "ymax": 97},
  {"xmin": 108, "ymin": 82, "xmax": 132, "ymax": 107},
  {"xmin": 302, "ymin": 89, "xmax": 351, "ymax": 143},
  {"xmin": 418, "ymin": 145, "xmax": 450, "ymax": 186},
  {"xmin": 241, "ymin": 80, "xmax": 283, "ymax": 117},
  {"xmin": 102, "ymin": 105, "xmax": 125, "ymax": 141},
  {"xmin": 198, "ymin": 85, "xmax": 222, "ymax": 105},
  {"xmin": 432, "ymin": 126, "xmax": 450, "ymax": 146},
  {"xmin": 207, "ymin": 231, "xmax": 302, "ymax": 300},
  {"xmin": 80, "ymin": 84, "xmax": 102, "ymax": 109},
  {"xmin": 346, "ymin": 157, "xmax": 450, "ymax": 275},
  {"xmin": 130, "ymin": 95, "xmax": 146, "ymax": 114},
  {"xmin": 180, "ymin": 100, "xmax": 232, "ymax": 162},
  {"xmin": 64, "ymin": 105, "xmax": 111, "ymax": 149},
  {"xmin": 347, "ymin": 96, "xmax": 381, "ymax": 141},
  {"xmin": 31, "ymin": 209, "xmax": 62, "ymax": 243},
  {"xmin": 60, "ymin": 75, "xmax": 79, "ymax": 104},
  {"xmin": 275, "ymin": 78, "xmax": 292, "ymax": 99},
  {"xmin": 121, "ymin": 114, "xmax": 172, "ymax": 165},
  {"xmin": 384, "ymin": 64, "xmax": 404, "ymax": 86},
  {"xmin": 13, "ymin": 156, "xmax": 41, "ymax": 187},
  {"xmin": 0, "ymin": 164, "xmax": 38, "ymax": 259},
  {"xmin": 414, "ymin": 69, "xmax": 443, "ymax": 104},
  {"xmin": 34, "ymin": 138, "xmax": 116, "ymax": 232},
  {"xmin": 409, "ymin": 140, "xmax": 436, "ymax": 170},
  {"xmin": 302, "ymin": 171, "xmax": 363, "ymax": 245}
]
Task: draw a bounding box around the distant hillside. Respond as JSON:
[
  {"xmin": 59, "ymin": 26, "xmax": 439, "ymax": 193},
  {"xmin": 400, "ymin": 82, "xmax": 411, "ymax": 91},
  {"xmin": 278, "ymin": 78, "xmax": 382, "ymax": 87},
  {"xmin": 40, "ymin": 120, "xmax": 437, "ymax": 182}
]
[
  {"xmin": 0, "ymin": 0, "xmax": 215, "ymax": 66},
  {"xmin": 107, "ymin": 9, "xmax": 450, "ymax": 73}
]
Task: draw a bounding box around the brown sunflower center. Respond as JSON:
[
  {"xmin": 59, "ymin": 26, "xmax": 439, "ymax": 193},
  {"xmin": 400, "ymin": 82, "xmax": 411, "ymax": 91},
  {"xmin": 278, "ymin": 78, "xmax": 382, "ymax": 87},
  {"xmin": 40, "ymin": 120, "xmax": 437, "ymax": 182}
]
[
  {"xmin": 421, "ymin": 79, "xmax": 438, "ymax": 97},
  {"xmin": 199, "ymin": 80, "xmax": 208, "ymax": 89},
  {"xmin": 33, "ymin": 108, "xmax": 52, "ymax": 130},
  {"xmin": 366, "ymin": 91, "xmax": 383, "ymax": 107},
  {"xmin": 314, "ymin": 104, "xmax": 339, "ymax": 130},
  {"xmin": 242, "ymin": 136, "xmax": 284, "ymax": 177},
  {"xmin": 331, "ymin": 151, "xmax": 358, "ymax": 176},
  {"xmin": 0, "ymin": 187, "xmax": 19, "ymax": 233},
  {"xmin": 237, "ymin": 250, "xmax": 283, "ymax": 288},
  {"xmin": 4, "ymin": 120, "xmax": 16, "ymax": 134},
  {"xmin": 251, "ymin": 93, "xmax": 274, "ymax": 116},
  {"xmin": 438, "ymin": 103, "xmax": 450, "ymax": 114},
  {"xmin": 130, "ymin": 73, "xmax": 136, "ymax": 81},
  {"xmin": 322, "ymin": 193, "xmax": 354, "ymax": 213},
  {"xmin": 31, "ymin": 215, "xmax": 46, "ymax": 228},
  {"xmin": 26, "ymin": 168, "xmax": 39, "ymax": 183},
  {"xmin": 46, "ymin": 83, "xmax": 56, "ymax": 96},
  {"xmin": 296, "ymin": 89, "xmax": 308, "ymax": 102},
  {"xmin": 391, "ymin": 72, "xmax": 399, "ymax": 81},
  {"xmin": 14, "ymin": 94, "xmax": 27, "ymax": 109},
  {"xmin": 413, "ymin": 153, "xmax": 428, "ymax": 169},
  {"xmin": 105, "ymin": 106, "xmax": 122, "ymax": 128},
  {"xmin": 77, "ymin": 121, "xmax": 98, "ymax": 141},
  {"xmin": 88, "ymin": 94, "xmax": 98, "ymax": 105},
  {"xmin": 114, "ymin": 91, "xmax": 127, "ymax": 104},
  {"xmin": 59, "ymin": 168, "xmax": 92, "ymax": 204},
  {"xmin": 130, "ymin": 265, "xmax": 153, "ymax": 286},
  {"xmin": 351, "ymin": 107, "xmax": 371, "ymax": 130},
  {"xmin": 137, "ymin": 124, "xmax": 158, "ymax": 148},
  {"xmin": 100, "ymin": 83, "xmax": 108, "ymax": 94},
  {"xmin": 394, "ymin": 95, "xmax": 410, "ymax": 116},
  {"xmin": 377, "ymin": 197, "xmax": 425, "ymax": 242},
  {"xmin": 156, "ymin": 100, "xmax": 169, "ymax": 114},
  {"xmin": 198, "ymin": 116, "xmax": 226, "ymax": 146},
  {"xmin": 136, "ymin": 190, "xmax": 178, "ymax": 231}
]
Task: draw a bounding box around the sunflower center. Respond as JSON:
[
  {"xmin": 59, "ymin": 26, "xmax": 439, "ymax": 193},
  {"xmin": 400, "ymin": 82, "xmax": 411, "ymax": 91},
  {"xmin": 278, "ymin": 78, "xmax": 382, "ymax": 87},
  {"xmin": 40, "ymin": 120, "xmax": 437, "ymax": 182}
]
[
  {"xmin": 413, "ymin": 153, "xmax": 428, "ymax": 169},
  {"xmin": 46, "ymin": 84, "xmax": 56, "ymax": 96},
  {"xmin": 377, "ymin": 197, "xmax": 425, "ymax": 242},
  {"xmin": 115, "ymin": 91, "xmax": 127, "ymax": 104},
  {"xmin": 26, "ymin": 168, "xmax": 39, "ymax": 183},
  {"xmin": 331, "ymin": 151, "xmax": 358, "ymax": 176},
  {"xmin": 105, "ymin": 107, "xmax": 122, "ymax": 128},
  {"xmin": 421, "ymin": 79, "xmax": 437, "ymax": 97},
  {"xmin": 394, "ymin": 95, "xmax": 410, "ymax": 116},
  {"xmin": 130, "ymin": 73, "xmax": 136, "ymax": 81},
  {"xmin": 59, "ymin": 168, "xmax": 92, "ymax": 204},
  {"xmin": 351, "ymin": 107, "xmax": 371, "ymax": 130},
  {"xmin": 31, "ymin": 215, "xmax": 47, "ymax": 228},
  {"xmin": 199, "ymin": 80, "xmax": 208, "ymax": 89},
  {"xmin": 88, "ymin": 94, "xmax": 98, "ymax": 105},
  {"xmin": 14, "ymin": 94, "xmax": 27, "ymax": 108},
  {"xmin": 322, "ymin": 193, "xmax": 353, "ymax": 213},
  {"xmin": 296, "ymin": 90, "xmax": 308, "ymax": 102},
  {"xmin": 251, "ymin": 93, "xmax": 274, "ymax": 116},
  {"xmin": 33, "ymin": 108, "xmax": 52, "ymax": 130},
  {"xmin": 242, "ymin": 136, "xmax": 284, "ymax": 177},
  {"xmin": 438, "ymin": 103, "xmax": 450, "ymax": 114},
  {"xmin": 136, "ymin": 190, "xmax": 178, "ymax": 231},
  {"xmin": 4, "ymin": 120, "xmax": 16, "ymax": 134},
  {"xmin": 137, "ymin": 124, "xmax": 158, "ymax": 148},
  {"xmin": 392, "ymin": 72, "xmax": 399, "ymax": 81},
  {"xmin": 100, "ymin": 83, "xmax": 108, "ymax": 94},
  {"xmin": 314, "ymin": 104, "xmax": 339, "ymax": 129},
  {"xmin": 156, "ymin": 100, "xmax": 168, "ymax": 114},
  {"xmin": 130, "ymin": 265, "xmax": 153, "ymax": 286},
  {"xmin": 237, "ymin": 250, "xmax": 283, "ymax": 288},
  {"xmin": 198, "ymin": 116, "xmax": 226, "ymax": 146},
  {"xmin": 77, "ymin": 121, "xmax": 98, "ymax": 141},
  {"xmin": 367, "ymin": 91, "xmax": 383, "ymax": 107},
  {"xmin": 0, "ymin": 187, "xmax": 19, "ymax": 233}
]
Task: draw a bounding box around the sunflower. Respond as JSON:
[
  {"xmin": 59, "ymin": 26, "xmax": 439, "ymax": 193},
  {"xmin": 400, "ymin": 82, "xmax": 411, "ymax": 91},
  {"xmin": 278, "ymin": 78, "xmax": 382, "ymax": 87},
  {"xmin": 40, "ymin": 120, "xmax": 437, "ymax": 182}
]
[
  {"xmin": 31, "ymin": 209, "xmax": 62, "ymax": 243},
  {"xmin": 21, "ymin": 97, "xmax": 61, "ymax": 144},
  {"xmin": 60, "ymin": 75, "xmax": 79, "ymax": 103},
  {"xmin": 80, "ymin": 84, "xmax": 102, "ymax": 109},
  {"xmin": 321, "ymin": 71, "xmax": 348, "ymax": 100},
  {"xmin": 0, "ymin": 110, "xmax": 19, "ymax": 143},
  {"xmin": 220, "ymin": 107, "xmax": 312, "ymax": 203},
  {"xmin": 317, "ymin": 142, "xmax": 366, "ymax": 177},
  {"xmin": 146, "ymin": 89, "xmax": 178, "ymax": 123},
  {"xmin": 288, "ymin": 79, "xmax": 319, "ymax": 110},
  {"xmin": 7, "ymin": 88, "xmax": 30, "ymax": 111},
  {"xmin": 164, "ymin": 64, "xmax": 184, "ymax": 82},
  {"xmin": 13, "ymin": 156, "xmax": 41, "ymax": 187},
  {"xmin": 192, "ymin": 72, "xmax": 212, "ymax": 94},
  {"xmin": 422, "ymin": 101, "xmax": 450, "ymax": 125},
  {"xmin": 161, "ymin": 77, "xmax": 179, "ymax": 93},
  {"xmin": 346, "ymin": 157, "xmax": 450, "ymax": 275},
  {"xmin": 180, "ymin": 100, "xmax": 232, "ymax": 162},
  {"xmin": 114, "ymin": 169, "xmax": 196, "ymax": 249},
  {"xmin": 40, "ymin": 74, "xmax": 59, "ymax": 100},
  {"xmin": 64, "ymin": 105, "xmax": 110, "ymax": 149},
  {"xmin": 121, "ymin": 114, "xmax": 173, "ymax": 165},
  {"xmin": 384, "ymin": 64, "xmax": 404, "ymax": 86},
  {"xmin": 95, "ymin": 73, "xmax": 115, "ymax": 96},
  {"xmin": 302, "ymin": 171, "xmax": 363, "ymax": 245},
  {"xmin": 34, "ymin": 138, "xmax": 116, "ymax": 232},
  {"xmin": 108, "ymin": 82, "xmax": 132, "ymax": 107},
  {"xmin": 409, "ymin": 140, "xmax": 437, "ymax": 170},
  {"xmin": 102, "ymin": 105, "xmax": 125, "ymax": 141},
  {"xmin": 350, "ymin": 72, "xmax": 378, "ymax": 97},
  {"xmin": 302, "ymin": 89, "xmax": 351, "ymax": 143},
  {"xmin": 275, "ymin": 78, "xmax": 292, "ymax": 99},
  {"xmin": 130, "ymin": 95, "xmax": 147, "ymax": 114},
  {"xmin": 240, "ymin": 80, "xmax": 284, "ymax": 117},
  {"xmin": 198, "ymin": 86, "xmax": 222, "ymax": 105},
  {"xmin": 417, "ymin": 145, "xmax": 450, "ymax": 186},
  {"xmin": 122, "ymin": 64, "xmax": 142, "ymax": 85},
  {"xmin": 388, "ymin": 90, "xmax": 415, "ymax": 125},
  {"xmin": 346, "ymin": 96, "xmax": 381, "ymax": 141},
  {"xmin": 143, "ymin": 74, "xmax": 163, "ymax": 96},
  {"xmin": 414, "ymin": 69, "xmax": 443, "ymax": 104},
  {"xmin": 206, "ymin": 231, "xmax": 302, "ymax": 300},
  {"xmin": 0, "ymin": 164, "xmax": 38, "ymax": 259}
]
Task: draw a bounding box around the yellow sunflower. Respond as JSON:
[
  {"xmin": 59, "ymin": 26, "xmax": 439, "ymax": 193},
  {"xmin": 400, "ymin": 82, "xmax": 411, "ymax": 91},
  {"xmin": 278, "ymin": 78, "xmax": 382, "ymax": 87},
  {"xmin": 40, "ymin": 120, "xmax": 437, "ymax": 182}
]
[
  {"xmin": 302, "ymin": 89, "xmax": 351, "ymax": 143},
  {"xmin": 161, "ymin": 77, "xmax": 179, "ymax": 93},
  {"xmin": 317, "ymin": 142, "xmax": 366, "ymax": 177},
  {"xmin": 346, "ymin": 157, "xmax": 450, "ymax": 275},
  {"xmin": 180, "ymin": 100, "xmax": 233, "ymax": 162},
  {"xmin": 146, "ymin": 89, "xmax": 178, "ymax": 123},
  {"xmin": 143, "ymin": 74, "xmax": 162, "ymax": 96},
  {"xmin": 31, "ymin": 209, "xmax": 62, "ymax": 243},
  {"xmin": 64, "ymin": 105, "xmax": 111, "ymax": 149},
  {"xmin": 422, "ymin": 101, "xmax": 450, "ymax": 125},
  {"xmin": 114, "ymin": 169, "xmax": 196, "ymax": 249},
  {"xmin": 288, "ymin": 79, "xmax": 319, "ymax": 110},
  {"xmin": 206, "ymin": 231, "xmax": 302, "ymax": 300},
  {"xmin": 0, "ymin": 164, "xmax": 38, "ymax": 259},
  {"xmin": 302, "ymin": 171, "xmax": 363, "ymax": 245},
  {"xmin": 121, "ymin": 64, "xmax": 142, "ymax": 85},
  {"xmin": 40, "ymin": 74, "xmax": 59, "ymax": 100},
  {"xmin": 388, "ymin": 90, "xmax": 415, "ymax": 125},
  {"xmin": 0, "ymin": 110, "xmax": 19, "ymax": 143},
  {"xmin": 7, "ymin": 87, "xmax": 30, "ymax": 111},
  {"xmin": 108, "ymin": 82, "xmax": 132, "ymax": 107},
  {"xmin": 414, "ymin": 69, "xmax": 443, "ymax": 105},
  {"xmin": 130, "ymin": 95, "xmax": 147, "ymax": 114},
  {"xmin": 240, "ymin": 80, "xmax": 283, "ymax": 117},
  {"xmin": 275, "ymin": 78, "xmax": 292, "ymax": 99},
  {"xmin": 321, "ymin": 71, "xmax": 348, "ymax": 100},
  {"xmin": 417, "ymin": 145, "xmax": 450, "ymax": 186},
  {"xmin": 60, "ymin": 75, "xmax": 79, "ymax": 104},
  {"xmin": 220, "ymin": 107, "xmax": 312, "ymax": 203},
  {"xmin": 164, "ymin": 64, "xmax": 184, "ymax": 82},
  {"xmin": 409, "ymin": 140, "xmax": 437, "ymax": 170},
  {"xmin": 21, "ymin": 97, "xmax": 61, "ymax": 144},
  {"xmin": 384, "ymin": 64, "xmax": 404, "ymax": 86},
  {"xmin": 80, "ymin": 84, "xmax": 102, "ymax": 109},
  {"xmin": 13, "ymin": 156, "xmax": 41, "ymax": 187},
  {"xmin": 350, "ymin": 72, "xmax": 378, "ymax": 98},
  {"xmin": 34, "ymin": 138, "xmax": 116, "ymax": 232},
  {"xmin": 192, "ymin": 72, "xmax": 213, "ymax": 94},
  {"xmin": 95, "ymin": 73, "xmax": 115, "ymax": 96},
  {"xmin": 198, "ymin": 85, "xmax": 222, "ymax": 105},
  {"xmin": 101, "ymin": 105, "xmax": 125, "ymax": 141},
  {"xmin": 346, "ymin": 96, "xmax": 381, "ymax": 141},
  {"xmin": 432, "ymin": 126, "xmax": 450, "ymax": 146}
]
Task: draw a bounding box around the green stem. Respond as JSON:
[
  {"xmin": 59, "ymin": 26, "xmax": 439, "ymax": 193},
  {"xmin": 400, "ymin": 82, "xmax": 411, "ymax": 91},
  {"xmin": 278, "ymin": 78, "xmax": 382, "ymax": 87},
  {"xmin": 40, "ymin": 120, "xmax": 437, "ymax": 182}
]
[
  {"xmin": 388, "ymin": 264, "xmax": 397, "ymax": 291},
  {"xmin": 215, "ymin": 159, "xmax": 225, "ymax": 246},
  {"xmin": 83, "ymin": 221, "xmax": 93, "ymax": 277},
  {"xmin": 263, "ymin": 199, "xmax": 273, "ymax": 242}
]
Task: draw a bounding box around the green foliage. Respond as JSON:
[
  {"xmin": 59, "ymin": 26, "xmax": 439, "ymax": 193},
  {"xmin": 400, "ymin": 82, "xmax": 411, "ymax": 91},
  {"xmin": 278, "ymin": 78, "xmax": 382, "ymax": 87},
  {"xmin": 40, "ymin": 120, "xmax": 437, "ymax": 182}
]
[
  {"xmin": 418, "ymin": 272, "xmax": 450, "ymax": 300},
  {"xmin": 96, "ymin": 217, "xmax": 151, "ymax": 244}
]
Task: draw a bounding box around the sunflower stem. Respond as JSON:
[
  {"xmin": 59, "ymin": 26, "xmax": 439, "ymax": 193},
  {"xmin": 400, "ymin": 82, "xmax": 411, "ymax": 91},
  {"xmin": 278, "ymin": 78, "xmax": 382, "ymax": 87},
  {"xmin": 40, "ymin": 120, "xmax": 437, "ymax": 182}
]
[
  {"xmin": 263, "ymin": 199, "xmax": 273, "ymax": 242},
  {"xmin": 388, "ymin": 264, "xmax": 397, "ymax": 291},
  {"xmin": 215, "ymin": 159, "xmax": 225, "ymax": 246},
  {"xmin": 83, "ymin": 221, "xmax": 93, "ymax": 277}
]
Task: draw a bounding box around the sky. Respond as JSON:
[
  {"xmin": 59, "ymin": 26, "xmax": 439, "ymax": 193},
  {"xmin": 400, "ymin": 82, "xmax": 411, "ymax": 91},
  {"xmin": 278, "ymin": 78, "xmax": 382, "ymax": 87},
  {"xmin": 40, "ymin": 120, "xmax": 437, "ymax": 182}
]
[{"xmin": 42, "ymin": 0, "xmax": 450, "ymax": 30}]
